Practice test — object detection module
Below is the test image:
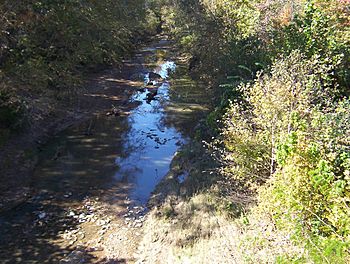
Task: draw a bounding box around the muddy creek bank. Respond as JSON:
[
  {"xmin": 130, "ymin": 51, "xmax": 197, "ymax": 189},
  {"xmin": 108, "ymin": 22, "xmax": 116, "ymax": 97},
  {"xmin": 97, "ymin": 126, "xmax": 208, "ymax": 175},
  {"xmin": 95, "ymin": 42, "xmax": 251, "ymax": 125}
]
[{"xmin": 0, "ymin": 37, "xmax": 211, "ymax": 263}]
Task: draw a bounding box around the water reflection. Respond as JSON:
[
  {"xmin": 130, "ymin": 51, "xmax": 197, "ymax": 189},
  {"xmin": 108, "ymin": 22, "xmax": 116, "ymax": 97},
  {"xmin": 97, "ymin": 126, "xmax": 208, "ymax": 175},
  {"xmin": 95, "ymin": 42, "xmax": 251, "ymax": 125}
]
[
  {"xmin": 115, "ymin": 62, "xmax": 184, "ymax": 204},
  {"xmin": 0, "ymin": 38, "xmax": 212, "ymax": 263}
]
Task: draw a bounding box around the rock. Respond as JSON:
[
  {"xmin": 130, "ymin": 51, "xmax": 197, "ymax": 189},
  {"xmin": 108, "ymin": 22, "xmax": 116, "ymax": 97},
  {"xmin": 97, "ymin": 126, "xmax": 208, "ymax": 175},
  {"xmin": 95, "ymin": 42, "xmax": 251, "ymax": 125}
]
[
  {"xmin": 38, "ymin": 212, "xmax": 46, "ymax": 219},
  {"xmin": 97, "ymin": 219, "xmax": 106, "ymax": 226},
  {"xmin": 64, "ymin": 193, "xmax": 71, "ymax": 198},
  {"xmin": 101, "ymin": 225, "xmax": 109, "ymax": 230},
  {"xmin": 68, "ymin": 211, "xmax": 75, "ymax": 217},
  {"xmin": 78, "ymin": 232, "xmax": 85, "ymax": 239},
  {"xmin": 146, "ymin": 72, "xmax": 163, "ymax": 86},
  {"xmin": 175, "ymin": 140, "xmax": 182, "ymax": 146},
  {"xmin": 98, "ymin": 229, "xmax": 106, "ymax": 236},
  {"xmin": 148, "ymin": 72, "xmax": 162, "ymax": 80},
  {"xmin": 86, "ymin": 246, "xmax": 103, "ymax": 252},
  {"xmin": 146, "ymin": 90, "xmax": 158, "ymax": 102},
  {"xmin": 59, "ymin": 250, "xmax": 85, "ymax": 264}
]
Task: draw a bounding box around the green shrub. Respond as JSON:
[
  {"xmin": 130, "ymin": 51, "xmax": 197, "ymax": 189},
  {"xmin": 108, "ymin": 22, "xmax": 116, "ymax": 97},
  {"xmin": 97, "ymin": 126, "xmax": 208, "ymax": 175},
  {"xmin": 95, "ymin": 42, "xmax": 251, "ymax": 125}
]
[
  {"xmin": 271, "ymin": 0, "xmax": 350, "ymax": 90},
  {"xmin": 220, "ymin": 50, "xmax": 349, "ymax": 261},
  {"xmin": 0, "ymin": 0, "xmax": 149, "ymax": 93},
  {"xmin": 261, "ymin": 101, "xmax": 350, "ymax": 262},
  {"xmin": 220, "ymin": 50, "xmax": 337, "ymax": 184}
]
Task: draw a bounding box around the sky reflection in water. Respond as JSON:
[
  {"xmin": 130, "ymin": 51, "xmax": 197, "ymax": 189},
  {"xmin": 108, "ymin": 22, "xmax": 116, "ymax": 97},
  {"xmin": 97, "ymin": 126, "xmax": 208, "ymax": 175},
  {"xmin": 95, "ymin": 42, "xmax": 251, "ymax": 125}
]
[{"xmin": 114, "ymin": 61, "xmax": 184, "ymax": 204}]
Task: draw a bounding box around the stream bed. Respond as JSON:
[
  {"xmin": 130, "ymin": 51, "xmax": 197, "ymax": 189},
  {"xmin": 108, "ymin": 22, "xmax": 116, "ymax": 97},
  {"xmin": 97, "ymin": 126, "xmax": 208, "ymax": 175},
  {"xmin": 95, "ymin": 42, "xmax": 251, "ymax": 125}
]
[{"xmin": 0, "ymin": 38, "xmax": 211, "ymax": 263}]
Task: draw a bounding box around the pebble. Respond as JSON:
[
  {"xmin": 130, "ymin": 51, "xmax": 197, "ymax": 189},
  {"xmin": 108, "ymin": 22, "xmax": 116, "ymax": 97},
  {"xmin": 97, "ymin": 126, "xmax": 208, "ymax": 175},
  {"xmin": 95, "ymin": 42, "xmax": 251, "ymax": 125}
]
[
  {"xmin": 98, "ymin": 230, "xmax": 106, "ymax": 236},
  {"xmin": 63, "ymin": 192, "xmax": 72, "ymax": 198},
  {"xmin": 97, "ymin": 219, "xmax": 106, "ymax": 226},
  {"xmin": 102, "ymin": 225, "xmax": 109, "ymax": 230},
  {"xmin": 68, "ymin": 211, "xmax": 75, "ymax": 217},
  {"xmin": 78, "ymin": 232, "xmax": 85, "ymax": 240},
  {"xmin": 87, "ymin": 246, "xmax": 103, "ymax": 252},
  {"xmin": 38, "ymin": 212, "xmax": 46, "ymax": 219},
  {"xmin": 79, "ymin": 213, "xmax": 86, "ymax": 219}
]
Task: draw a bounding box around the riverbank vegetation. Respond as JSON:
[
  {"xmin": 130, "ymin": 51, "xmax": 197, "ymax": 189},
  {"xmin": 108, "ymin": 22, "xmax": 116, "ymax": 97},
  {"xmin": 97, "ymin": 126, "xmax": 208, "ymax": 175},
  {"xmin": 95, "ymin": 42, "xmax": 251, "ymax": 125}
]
[
  {"xmin": 0, "ymin": 0, "xmax": 159, "ymax": 145},
  {"xmin": 140, "ymin": 0, "xmax": 350, "ymax": 263},
  {"xmin": 1, "ymin": 0, "xmax": 350, "ymax": 262}
]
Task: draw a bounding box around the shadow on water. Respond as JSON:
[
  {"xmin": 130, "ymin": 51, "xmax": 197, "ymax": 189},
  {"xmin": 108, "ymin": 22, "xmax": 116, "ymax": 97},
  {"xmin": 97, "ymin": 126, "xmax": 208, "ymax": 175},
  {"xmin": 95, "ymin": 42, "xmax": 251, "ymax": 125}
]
[
  {"xmin": 34, "ymin": 115, "xmax": 131, "ymax": 195},
  {"xmin": 162, "ymin": 63, "xmax": 211, "ymax": 136},
  {"xmin": 0, "ymin": 114, "xmax": 134, "ymax": 263},
  {"xmin": 0, "ymin": 38, "xmax": 211, "ymax": 263}
]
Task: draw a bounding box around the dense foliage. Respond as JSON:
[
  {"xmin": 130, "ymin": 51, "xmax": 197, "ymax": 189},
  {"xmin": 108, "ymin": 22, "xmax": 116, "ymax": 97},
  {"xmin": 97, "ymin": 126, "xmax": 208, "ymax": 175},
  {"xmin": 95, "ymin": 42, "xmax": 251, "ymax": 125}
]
[
  {"xmin": 1, "ymin": 0, "xmax": 349, "ymax": 261},
  {"xmin": 222, "ymin": 52, "xmax": 350, "ymax": 261},
  {"xmin": 158, "ymin": 0, "xmax": 350, "ymax": 262},
  {"xmin": 0, "ymin": 0, "xmax": 149, "ymax": 91},
  {"xmin": 160, "ymin": 0, "xmax": 349, "ymax": 88},
  {"xmin": 0, "ymin": 0, "xmax": 157, "ymax": 143}
]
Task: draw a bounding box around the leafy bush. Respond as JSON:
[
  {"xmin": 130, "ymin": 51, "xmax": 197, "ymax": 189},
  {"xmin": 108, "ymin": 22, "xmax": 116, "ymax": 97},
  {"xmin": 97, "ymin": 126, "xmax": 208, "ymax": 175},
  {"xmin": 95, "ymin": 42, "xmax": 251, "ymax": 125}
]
[
  {"xmin": 220, "ymin": 51, "xmax": 350, "ymax": 261},
  {"xmin": 270, "ymin": 0, "xmax": 350, "ymax": 90},
  {"xmin": 260, "ymin": 100, "xmax": 350, "ymax": 262},
  {"xmin": 160, "ymin": 0, "xmax": 264, "ymax": 82},
  {"xmin": 149, "ymin": 0, "xmax": 350, "ymax": 261},
  {"xmin": 0, "ymin": 0, "xmax": 149, "ymax": 93},
  {"xmin": 220, "ymin": 50, "xmax": 337, "ymax": 183}
]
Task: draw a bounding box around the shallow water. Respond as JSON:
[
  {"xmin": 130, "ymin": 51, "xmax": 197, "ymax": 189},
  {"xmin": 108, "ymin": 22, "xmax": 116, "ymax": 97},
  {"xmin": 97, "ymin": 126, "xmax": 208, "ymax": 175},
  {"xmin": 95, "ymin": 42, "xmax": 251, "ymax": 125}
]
[
  {"xmin": 115, "ymin": 81, "xmax": 185, "ymax": 204},
  {"xmin": 0, "ymin": 38, "xmax": 211, "ymax": 263}
]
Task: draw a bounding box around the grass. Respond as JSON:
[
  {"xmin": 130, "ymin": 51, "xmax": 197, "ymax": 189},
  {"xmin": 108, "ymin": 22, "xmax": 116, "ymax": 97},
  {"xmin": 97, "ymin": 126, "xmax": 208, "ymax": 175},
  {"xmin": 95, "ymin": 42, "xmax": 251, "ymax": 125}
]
[
  {"xmin": 137, "ymin": 193, "xmax": 244, "ymax": 263},
  {"xmin": 134, "ymin": 142, "xmax": 310, "ymax": 263},
  {"xmin": 134, "ymin": 143, "xmax": 238, "ymax": 263}
]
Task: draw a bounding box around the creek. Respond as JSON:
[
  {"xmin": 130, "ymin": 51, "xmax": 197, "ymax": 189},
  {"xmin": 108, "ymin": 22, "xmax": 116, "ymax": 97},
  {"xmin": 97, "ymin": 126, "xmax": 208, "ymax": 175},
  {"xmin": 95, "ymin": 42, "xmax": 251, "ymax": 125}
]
[{"xmin": 0, "ymin": 38, "xmax": 211, "ymax": 263}]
